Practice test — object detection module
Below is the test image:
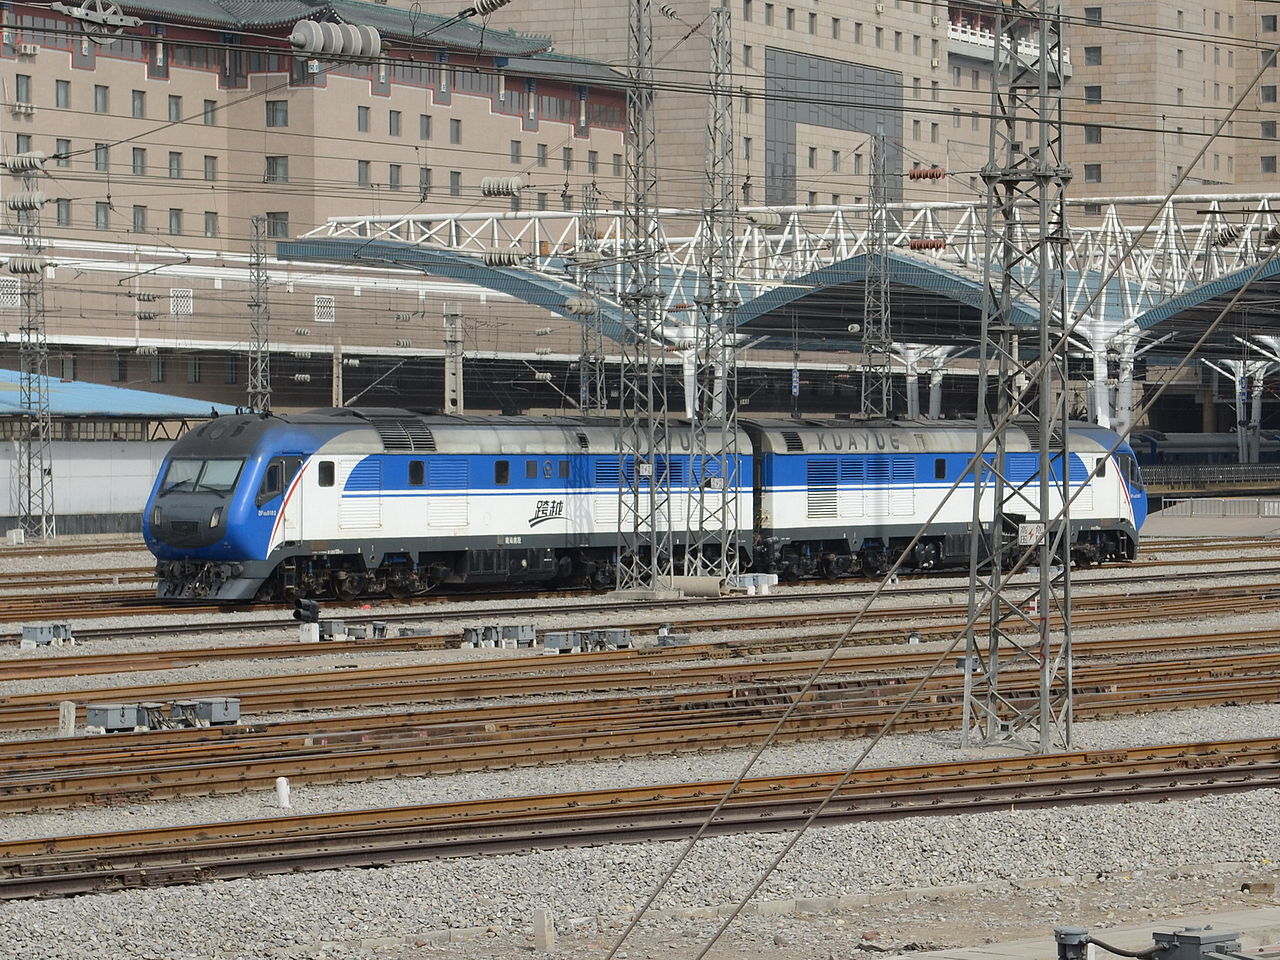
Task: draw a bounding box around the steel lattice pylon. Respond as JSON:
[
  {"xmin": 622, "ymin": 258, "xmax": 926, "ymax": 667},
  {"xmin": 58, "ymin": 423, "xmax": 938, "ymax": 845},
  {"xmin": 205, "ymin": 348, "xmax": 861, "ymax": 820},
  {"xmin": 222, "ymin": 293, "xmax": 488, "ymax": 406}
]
[
  {"xmin": 685, "ymin": 5, "xmax": 742, "ymax": 580},
  {"xmin": 861, "ymin": 129, "xmax": 892, "ymax": 419},
  {"xmin": 615, "ymin": 0, "xmax": 675, "ymax": 595},
  {"xmin": 10, "ymin": 152, "xmax": 55, "ymax": 540},
  {"xmin": 962, "ymin": 0, "xmax": 1075, "ymax": 752},
  {"xmin": 576, "ymin": 180, "xmax": 608, "ymax": 415},
  {"xmin": 247, "ymin": 215, "xmax": 272, "ymax": 414}
]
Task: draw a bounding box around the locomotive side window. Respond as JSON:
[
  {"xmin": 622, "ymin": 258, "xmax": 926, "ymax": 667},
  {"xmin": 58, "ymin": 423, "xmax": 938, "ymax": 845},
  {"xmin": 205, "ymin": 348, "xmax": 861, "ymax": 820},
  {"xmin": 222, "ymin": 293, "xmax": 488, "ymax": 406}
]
[
  {"xmin": 495, "ymin": 460, "xmax": 510, "ymax": 485},
  {"xmin": 409, "ymin": 460, "xmax": 425, "ymax": 486},
  {"xmin": 525, "ymin": 460, "xmax": 538, "ymax": 479},
  {"xmin": 1096, "ymin": 457, "xmax": 1107, "ymax": 477},
  {"xmin": 558, "ymin": 460, "xmax": 569, "ymax": 479},
  {"xmin": 318, "ymin": 461, "xmax": 335, "ymax": 487},
  {"xmin": 934, "ymin": 458, "xmax": 946, "ymax": 480},
  {"xmin": 257, "ymin": 462, "xmax": 283, "ymax": 506}
]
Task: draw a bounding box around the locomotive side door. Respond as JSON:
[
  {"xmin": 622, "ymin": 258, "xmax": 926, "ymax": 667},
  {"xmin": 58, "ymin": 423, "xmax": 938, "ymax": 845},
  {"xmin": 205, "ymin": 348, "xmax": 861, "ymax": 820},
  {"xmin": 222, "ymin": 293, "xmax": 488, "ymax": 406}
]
[{"xmin": 258, "ymin": 456, "xmax": 304, "ymax": 543}]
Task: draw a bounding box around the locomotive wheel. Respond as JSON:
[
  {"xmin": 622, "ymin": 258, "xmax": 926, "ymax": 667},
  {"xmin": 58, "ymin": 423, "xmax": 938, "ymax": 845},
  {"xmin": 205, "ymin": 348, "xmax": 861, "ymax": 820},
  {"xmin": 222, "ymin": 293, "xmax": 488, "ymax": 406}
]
[{"xmin": 333, "ymin": 574, "xmax": 364, "ymax": 602}]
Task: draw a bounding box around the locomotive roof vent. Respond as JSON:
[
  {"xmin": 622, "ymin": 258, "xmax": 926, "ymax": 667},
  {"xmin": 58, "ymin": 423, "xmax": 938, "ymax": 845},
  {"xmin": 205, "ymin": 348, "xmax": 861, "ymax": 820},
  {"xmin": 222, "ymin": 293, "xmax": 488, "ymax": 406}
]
[
  {"xmin": 782, "ymin": 431, "xmax": 804, "ymax": 452},
  {"xmin": 576, "ymin": 431, "xmax": 590, "ymax": 451},
  {"xmin": 1026, "ymin": 428, "xmax": 1065, "ymax": 451},
  {"xmin": 368, "ymin": 416, "xmax": 437, "ymax": 452}
]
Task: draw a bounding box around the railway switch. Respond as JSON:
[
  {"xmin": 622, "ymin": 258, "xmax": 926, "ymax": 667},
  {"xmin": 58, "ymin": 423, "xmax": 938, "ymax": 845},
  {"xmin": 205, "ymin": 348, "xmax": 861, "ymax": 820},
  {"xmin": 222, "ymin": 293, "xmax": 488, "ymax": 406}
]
[{"xmin": 1056, "ymin": 926, "xmax": 1264, "ymax": 960}]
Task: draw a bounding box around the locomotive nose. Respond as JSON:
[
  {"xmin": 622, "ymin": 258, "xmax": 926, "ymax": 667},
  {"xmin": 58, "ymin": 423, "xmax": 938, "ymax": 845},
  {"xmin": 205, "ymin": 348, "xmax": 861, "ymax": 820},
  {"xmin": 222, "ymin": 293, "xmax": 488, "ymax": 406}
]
[{"xmin": 150, "ymin": 498, "xmax": 228, "ymax": 547}]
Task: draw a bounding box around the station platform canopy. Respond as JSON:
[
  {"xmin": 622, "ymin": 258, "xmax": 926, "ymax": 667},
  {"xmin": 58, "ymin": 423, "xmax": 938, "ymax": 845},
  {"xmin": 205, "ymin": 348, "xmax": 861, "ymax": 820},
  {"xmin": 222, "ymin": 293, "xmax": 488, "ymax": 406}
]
[{"xmin": 0, "ymin": 369, "xmax": 236, "ymax": 419}]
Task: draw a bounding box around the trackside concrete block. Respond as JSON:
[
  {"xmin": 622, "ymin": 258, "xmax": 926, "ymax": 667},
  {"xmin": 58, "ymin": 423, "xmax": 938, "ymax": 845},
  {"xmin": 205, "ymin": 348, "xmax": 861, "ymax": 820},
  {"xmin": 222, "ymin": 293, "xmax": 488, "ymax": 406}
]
[
  {"xmin": 534, "ymin": 907, "xmax": 556, "ymax": 951},
  {"xmin": 757, "ymin": 900, "xmax": 796, "ymax": 916}
]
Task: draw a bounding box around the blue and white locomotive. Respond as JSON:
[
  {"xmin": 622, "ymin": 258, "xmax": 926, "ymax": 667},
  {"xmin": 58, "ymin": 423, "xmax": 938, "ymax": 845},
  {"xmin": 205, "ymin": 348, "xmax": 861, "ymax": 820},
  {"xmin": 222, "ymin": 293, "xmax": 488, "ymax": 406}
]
[{"xmin": 143, "ymin": 408, "xmax": 1147, "ymax": 602}]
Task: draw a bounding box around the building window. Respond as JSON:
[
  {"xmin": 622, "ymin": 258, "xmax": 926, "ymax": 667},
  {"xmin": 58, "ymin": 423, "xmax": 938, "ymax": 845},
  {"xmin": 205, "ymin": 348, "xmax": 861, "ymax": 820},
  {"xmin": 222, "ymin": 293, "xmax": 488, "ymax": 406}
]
[
  {"xmin": 930, "ymin": 122, "xmax": 939, "ymax": 143},
  {"xmin": 149, "ymin": 355, "xmax": 165, "ymax": 383},
  {"xmin": 449, "ymin": 170, "xmax": 462, "ymax": 195},
  {"xmin": 742, "ymin": 44, "xmax": 752, "ymax": 68},
  {"xmin": 561, "ymin": 191, "xmax": 574, "ymax": 211},
  {"xmin": 808, "ymin": 12, "xmax": 816, "ymax": 34},
  {"xmin": 15, "ymin": 133, "xmax": 30, "ymax": 154},
  {"xmin": 389, "ymin": 163, "xmax": 401, "ymax": 190},
  {"xmin": 612, "ymin": 153, "xmax": 623, "ymax": 176},
  {"xmin": 764, "ymin": 3, "xmax": 773, "ymax": 25},
  {"xmin": 1084, "ymin": 85, "xmax": 1102, "ymax": 104},
  {"xmin": 785, "ymin": 6, "xmax": 794, "ymax": 29},
  {"xmin": 265, "ymin": 156, "xmax": 288, "ymax": 183},
  {"xmin": 202, "ymin": 100, "xmax": 216, "ymax": 124},
  {"xmin": 832, "ymin": 17, "xmax": 840, "ymax": 39},
  {"xmin": 265, "ymin": 212, "xmax": 289, "ymax": 237},
  {"xmin": 419, "ymin": 166, "xmax": 431, "ymax": 196},
  {"xmin": 55, "ymin": 79, "xmax": 70, "ymax": 109},
  {"xmin": 1083, "ymin": 163, "xmax": 1101, "ymax": 182},
  {"xmin": 187, "ymin": 355, "xmax": 201, "ymax": 384},
  {"xmin": 203, "ymin": 155, "xmax": 217, "ymax": 181},
  {"xmin": 1084, "ymin": 46, "xmax": 1102, "ymax": 66},
  {"xmin": 1264, "ymin": 86, "xmax": 1278, "ymax": 103},
  {"xmin": 1177, "ymin": 48, "xmax": 1184, "ymax": 68},
  {"xmin": 1263, "ymin": 121, "xmax": 1277, "ymax": 139},
  {"xmin": 224, "ymin": 354, "xmax": 238, "ymax": 384},
  {"xmin": 132, "ymin": 148, "xmax": 146, "ymax": 176},
  {"xmin": 1264, "ymin": 14, "xmax": 1278, "ymax": 32},
  {"xmin": 537, "ymin": 143, "xmax": 548, "ymax": 167},
  {"xmin": 854, "ymin": 21, "xmax": 862, "ymax": 43},
  {"xmin": 266, "ymin": 100, "xmax": 288, "ymax": 127},
  {"xmin": 95, "ymin": 202, "xmax": 109, "ymax": 229},
  {"xmin": 93, "ymin": 84, "xmax": 108, "ymax": 113},
  {"xmin": 132, "ymin": 205, "xmax": 147, "ymax": 233},
  {"xmin": 389, "ymin": 109, "xmax": 401, "ymax": 136},
  {"xmin": 55, "ymin": 198, "xmax": 70, "ymax": 227},
  {"xmin": 807, "ymin": 146, "xmax": 817, "ymax": 168},
  {"xmin": 168, "ymin": 152, "xmax": 182, "ymax": 178},
  {"xmin": 1264, "ymin": 50, "xmax": 1279, "ymax": 69},
  {"xmin": 357, "ymin": 159, "xmax": 371, "ymax": 187},
  {"xmin": 168, "ymin": 95, "xmax": 182, "ymax": 122},
  {"xmin": 875, "ymin": 26, "xmax": 883, "ymax": 47},
  {"xmin": 743, "ymin": 137, "xmax": 752, "ymax": 160},
  {"xmin": 1084, "ymin": 124, "xmax": 1102, "ymax": 144},
  {"xmin": 1263, "ymin": 156, "xmax": 1278, "ymax": 174},
  {"xmin": 419, "ymin": 113, "xmax": 431, "ymax": 139},
  {"xmin": 94, "ymin": 143, "xmax": 109, "ymax": 172},
  {"xmin": 562, "ymin": 146, "xmax": 573, "ymax": 171},
  {"xmin": 131, "ymin": 89, "xmax": 148, "ymax": 118},
  {"xmin": 112, "ymin": 352, "xmax": 126, "ymax": 381},
  {"xmin": 510, "ymin": 140, "xmax": 521, "ymax": 163},
  {"xmin": 587, "ymin": 150, "xmax": 598, "ymax": 173},
  {"xmin": 1176, "ymin": 87, "xmax": 1185, "ymax": 105},
  {"xmin": 357, "ymin": 105, "xmax": 369, "ymax": 132},
  {"xmin": 536, "ymin": 192, "xmax": 547, "ymax": 210},
  {"xmin": 168, "ymin": 209, "xmax": 183, "ymax": 235},
  {"xmin": 449, "ymin": 118, "xmax": 462, "ymax": 144},
  {"xmin": 742, "ymin": 0, "xmax": 751, "ymax": 21},
  {"xmin": 1083, "ymin": 6, "xmax": 1101, "ymax": 24},
  {"xmin": 894, "ymin": 31, "xmax": 903, "ymax": 52},
  {"xmin": 204, "ymin": 211, "xmax": 218, "ymax": 237},
  {"xmin": 912, "ymin": 119, "xmax": 921, "ymax": 139}
]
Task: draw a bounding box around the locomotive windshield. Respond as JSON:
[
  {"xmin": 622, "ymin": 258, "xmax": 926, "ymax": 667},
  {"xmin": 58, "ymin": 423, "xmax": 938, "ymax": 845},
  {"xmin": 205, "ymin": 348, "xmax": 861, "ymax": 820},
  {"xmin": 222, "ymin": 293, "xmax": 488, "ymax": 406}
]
[{"xmin": 160, "ymin": 458, "xmax": 244, "ymax": 495}]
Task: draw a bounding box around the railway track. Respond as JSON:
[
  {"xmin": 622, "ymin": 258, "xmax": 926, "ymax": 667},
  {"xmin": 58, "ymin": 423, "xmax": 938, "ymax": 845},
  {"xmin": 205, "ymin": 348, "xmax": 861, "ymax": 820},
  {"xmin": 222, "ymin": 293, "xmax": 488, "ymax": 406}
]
[
  {"xmin": 3, "ymin": 736, "xmax": 1276, "ymax": 899},
  {"xmin": 4, "ymin": 575, "xmax": 1280, "ymax": 683},
  {"xmin": 3, "ymin": 541, "xmax": 1280, "ymax": 626},
  {"xmin": 4, "ymin": 642, "xmax": 1280, "ymax": 811}
]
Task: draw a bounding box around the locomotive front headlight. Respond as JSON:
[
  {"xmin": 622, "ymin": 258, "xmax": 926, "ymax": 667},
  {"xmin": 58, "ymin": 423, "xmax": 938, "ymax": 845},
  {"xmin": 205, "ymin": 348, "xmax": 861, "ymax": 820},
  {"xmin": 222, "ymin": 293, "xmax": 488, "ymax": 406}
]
[
  {"xmin": 209, "ymin": 507, "xmax": 223, "ymax": 528},
  {"xmin": 151, "ymin": 506, "xmax": 161, "ymax": 526}
]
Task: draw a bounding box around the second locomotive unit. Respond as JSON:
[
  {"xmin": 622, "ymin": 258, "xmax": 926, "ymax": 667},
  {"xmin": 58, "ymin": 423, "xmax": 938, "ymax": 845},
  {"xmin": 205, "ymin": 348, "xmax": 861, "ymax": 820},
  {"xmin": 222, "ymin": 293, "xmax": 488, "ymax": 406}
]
[{"xmin": 144, "ymin": 408, "xmax": 1147, "ymax": 602}]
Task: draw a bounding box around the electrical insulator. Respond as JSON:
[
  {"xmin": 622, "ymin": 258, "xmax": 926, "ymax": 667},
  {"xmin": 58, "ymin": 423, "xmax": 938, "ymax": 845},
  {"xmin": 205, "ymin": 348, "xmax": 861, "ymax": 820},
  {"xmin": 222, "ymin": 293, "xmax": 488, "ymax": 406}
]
[
  {"xmin": 7, "ymin": 256, "xmax": 46, "ymax": 274},
  {"xmin": 135, "ymin": 311, "xmax": 158, "ymax": 321},
  {"xmin": 565, "ymin": 297, "xmax": 598, "ymax": 315},
  {"xmin": 462, "ymin": 0, "xmax": 512, "ymax": 15},
  {"xmin": 908, "ymin": 237, "xmax": 947, "ymax": 250},
  {"xmin": 289, "ymin": 20, "xmax": 382, "ymax": 59},
  {"xmin": 292, "ymin": 351, "xmax": 312, "ymax": 359},
  {"xmin": 658, "ymin": 3, "xmax": 678, "ymax": 18},
  {"xmin": 294, "ymin": 327, "xmax": 311, "ymax": 337},
  {"xmin": 568, "ymin": 250, "xmax": 604, "ymax": 267},
  {"xmin": 534, "ymin": 371, "xmax": 553, "ymax": 382},
  {"xmin": 134, "ymin": 292, "xmax": 159, "ymax": 302},
  {"xmin": 4, "ymin": 151, "xmax": 47, "ymax": 173},
  {"xmin": 1214, "ymin": 226, "xmax": 1241, "ymax": 247},
  {"xmin": 483, "ymin": 250, "xmax": 523, "ymax": 267},
  {"xmin": 343, "ymin": 358, "xmax": 361, "ymax": 367},
  {"xmin": 745, "ymin": 210, "xmax": 783, "ymax": 228},
  {"xmin": 480, "ymin": 176, "xmax": 522, "ymax": 197},
  {"xmin": 535, "ymin": 347, "xmax": 552, "ymax": 356},
  {"xmin": 392, "ymin": 338, "xmax": 412, "ymax": 348},
  {"xmin": 134, "ymin": 345, "xmax": 158, "ymax": 355},
  {"xmin": 6, "ymin": 191, "xmax": 46, "ymax": 210},
  {"xmin": 535, "ymin": 327, "xmax": 553, "ymax": 336},
  {"xmin": 292, "ymin": 373, "xmax": 312, "ymax": 383},
  {"xmin": 908, "ymin": 166, "xmax": 947, "ymax": 180},
  {"xmin": 1264, "ymin": 226, "xmax": 1280, "ymax": 245}
]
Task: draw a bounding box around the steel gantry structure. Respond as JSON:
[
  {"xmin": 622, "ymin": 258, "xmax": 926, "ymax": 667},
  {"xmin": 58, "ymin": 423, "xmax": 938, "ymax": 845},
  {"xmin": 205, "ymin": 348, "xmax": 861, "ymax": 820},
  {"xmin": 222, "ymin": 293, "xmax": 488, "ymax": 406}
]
[
  {"xmin": 303, "ymin": 192, "xmax": 1280, "ymax": 430},
  {"xmin": 963, "ymin": 0, "xmax": 1074, "ymax": 752}
]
